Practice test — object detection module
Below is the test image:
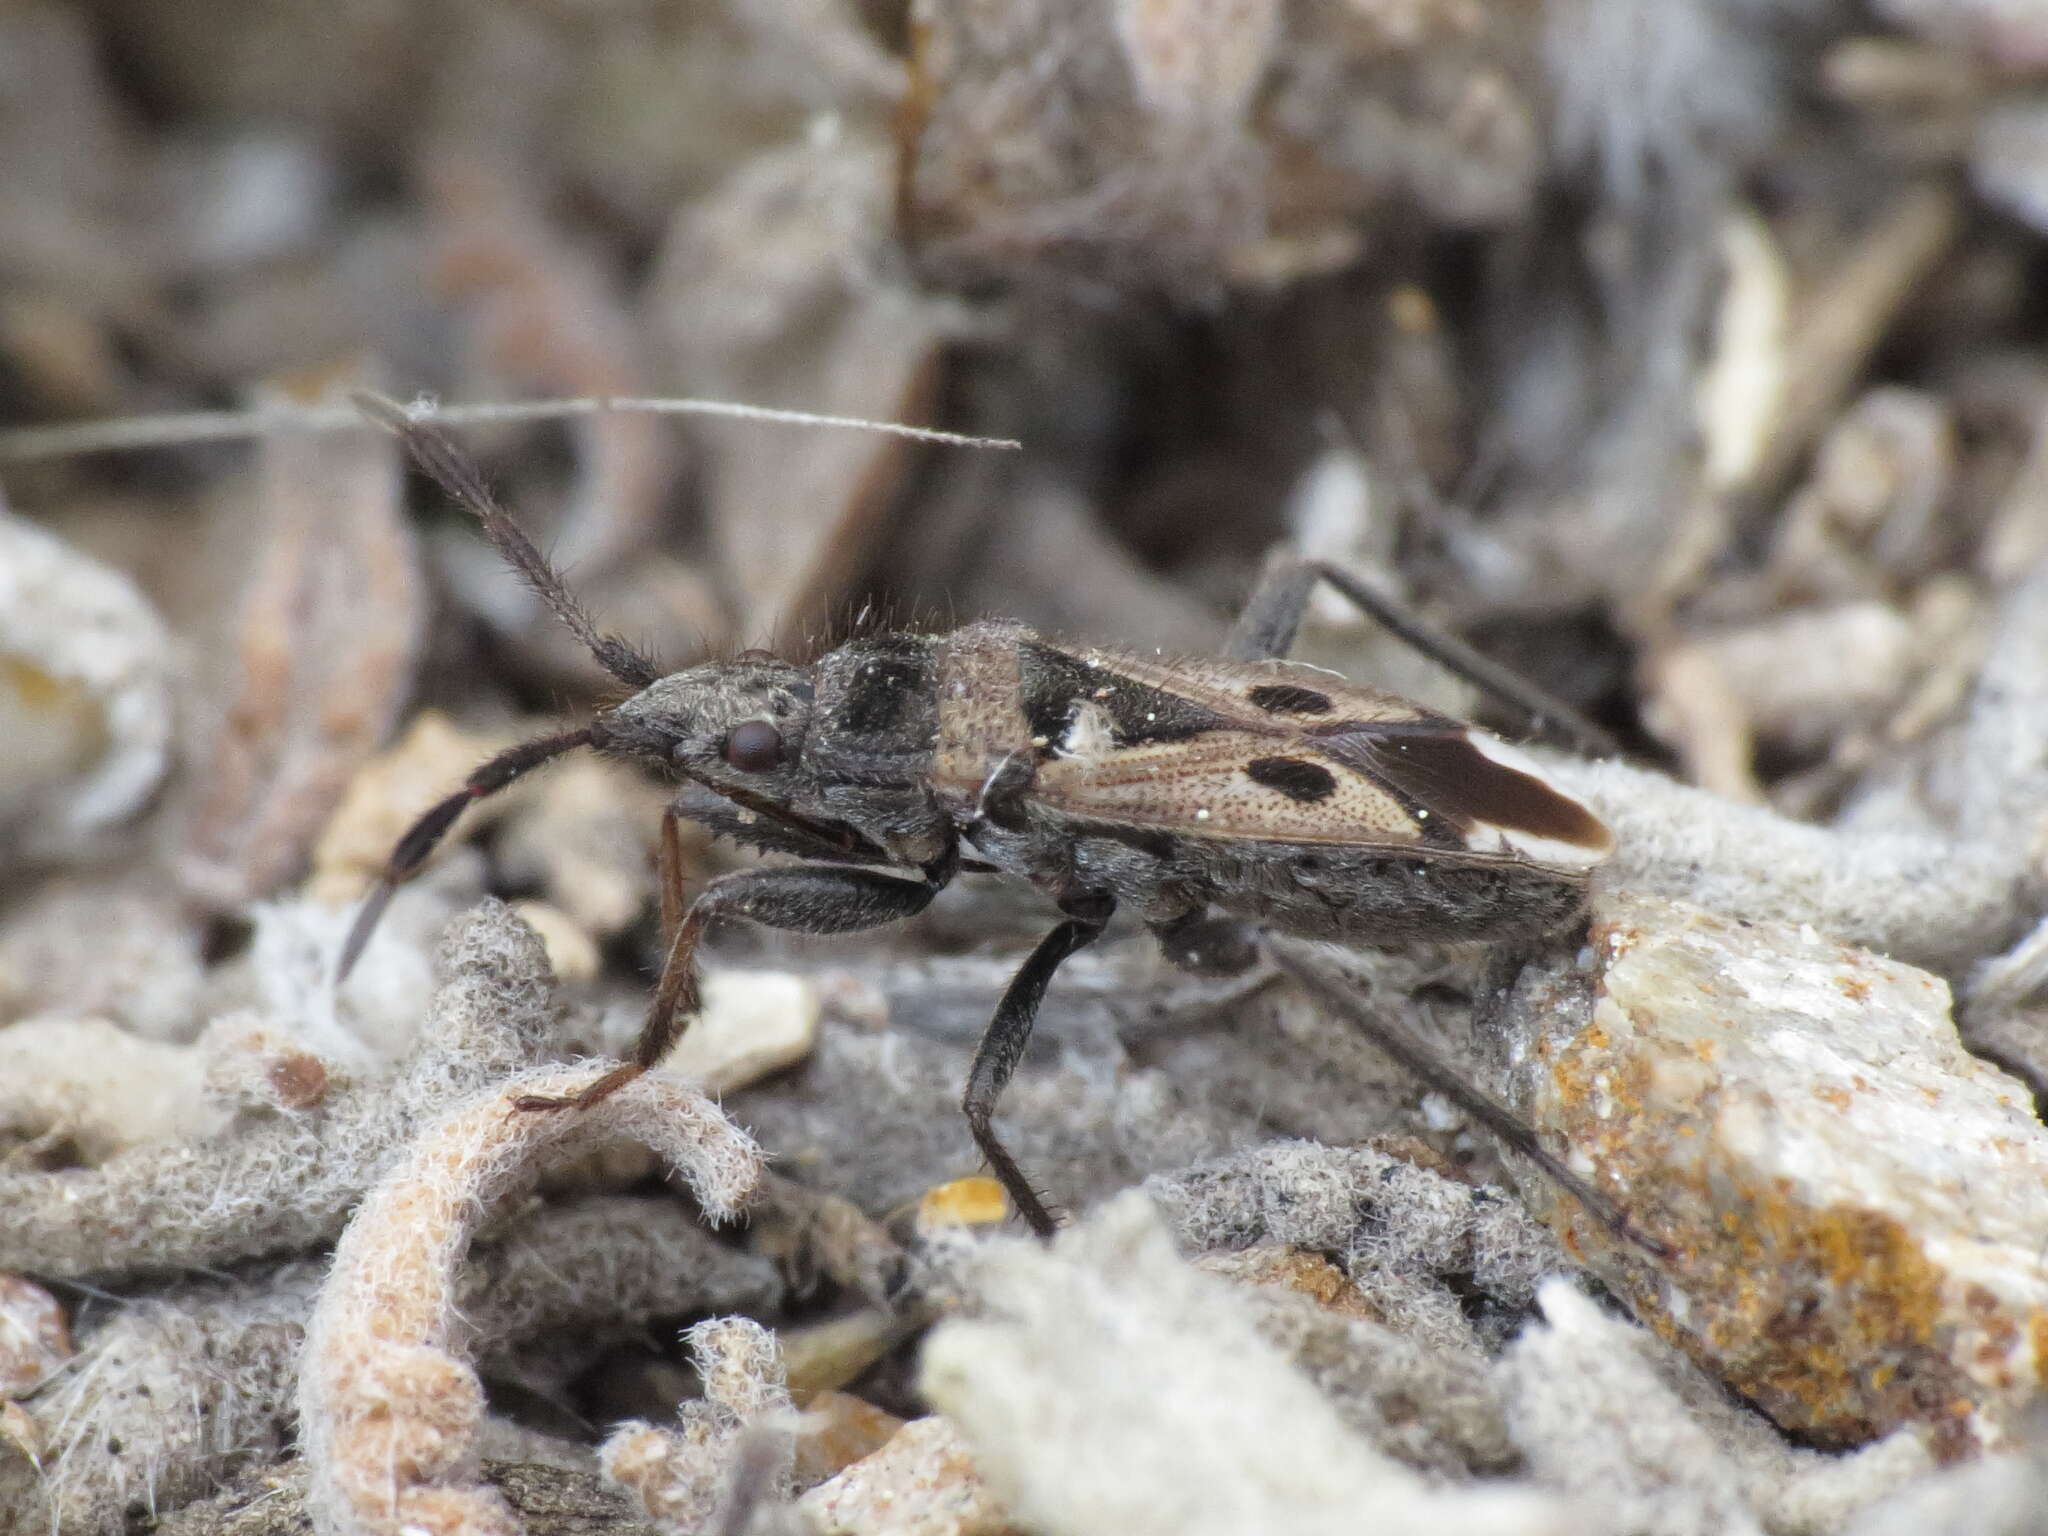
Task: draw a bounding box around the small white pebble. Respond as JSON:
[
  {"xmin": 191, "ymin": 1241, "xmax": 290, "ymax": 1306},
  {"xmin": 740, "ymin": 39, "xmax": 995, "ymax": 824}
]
[
  {"xmin": 1419, "ymin": 1093, "xmax": 1462, "ymax": 1132},
  {"xmin": 659, "ymin": 969, "xmax": 822, "ymax": 1095}
]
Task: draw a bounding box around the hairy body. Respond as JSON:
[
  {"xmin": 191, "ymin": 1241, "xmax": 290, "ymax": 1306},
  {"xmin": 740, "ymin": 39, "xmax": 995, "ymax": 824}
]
[{"xmin": 344, "ymin": 395, "xmax": 1631, "ymax": 1243}]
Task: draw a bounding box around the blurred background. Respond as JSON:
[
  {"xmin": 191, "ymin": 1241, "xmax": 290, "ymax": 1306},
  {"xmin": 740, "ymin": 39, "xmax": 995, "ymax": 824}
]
[
  {"xmin": 0, "ymin": 0, "xmax": 2039, "ymax": 884},
  {"xmin": 3, "ymin": 0, "xmax": 2047, "ymax": 1023},
  {"xmin": 9, "ymin": 6, "xmax": 2048, "ymax": 1519}
]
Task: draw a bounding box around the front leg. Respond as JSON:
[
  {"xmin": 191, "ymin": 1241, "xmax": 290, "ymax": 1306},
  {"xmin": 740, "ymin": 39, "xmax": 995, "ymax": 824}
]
[{"xmin": 517, "ymin": 861, "xmax": 948, "ymax": 1112}]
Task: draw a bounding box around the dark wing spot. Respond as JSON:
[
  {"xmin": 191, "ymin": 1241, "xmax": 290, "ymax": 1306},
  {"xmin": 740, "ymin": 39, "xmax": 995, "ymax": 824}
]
[
  {"xmin": 1247, "ymin": 683, "xmax": 1332, "ymax": 715},
  {"xmin": 1019, "ymin": 642, "xmax": 1229, "ymax": 749},
  {"xmin": 1246, "ymin": 756, "xmax": 1338, "ymax": 804},
  {"xmin": 1312, "ymin": 721, "xmax": 1607, "ymax": 849}
]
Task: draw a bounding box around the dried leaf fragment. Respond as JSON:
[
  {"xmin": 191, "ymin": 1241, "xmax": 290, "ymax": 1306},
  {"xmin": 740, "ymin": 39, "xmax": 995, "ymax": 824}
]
[
  {"xmin": 426, "ymin": 151, "xmax": 675, "ymax": 587},
  {"xmin": 0, "ymin": 901, "xmax": 557, "ymax": 1279},
  {"xmin": 0, "ymin": 1274, "xmax": 70, "ymax": 1398},
  {"xmin": 180, "ymin": 365, "xmax": 423, "ymax": 909},
  {"xmin": 652, "ymin": 137, "xmax": 951, "ymax": 645}
]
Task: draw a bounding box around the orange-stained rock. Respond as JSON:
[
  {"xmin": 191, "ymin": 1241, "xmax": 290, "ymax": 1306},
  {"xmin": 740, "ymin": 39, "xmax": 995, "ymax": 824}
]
[{"xmin": 1496, "ymin": 890, "xmax": 2048, "ymax": 1455}]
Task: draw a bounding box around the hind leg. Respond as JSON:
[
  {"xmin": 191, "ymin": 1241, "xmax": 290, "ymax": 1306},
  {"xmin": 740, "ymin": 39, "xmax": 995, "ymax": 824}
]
[{"xmin": 1224, "ymin": 547, "xmax": 1617, "ymax": 756}]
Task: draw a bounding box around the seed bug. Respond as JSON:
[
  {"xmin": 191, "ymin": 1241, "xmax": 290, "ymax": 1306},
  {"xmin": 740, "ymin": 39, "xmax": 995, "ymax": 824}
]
[{"xmin": 341, "ymin": 393, "xmax": 1660, "ymax": 1254}]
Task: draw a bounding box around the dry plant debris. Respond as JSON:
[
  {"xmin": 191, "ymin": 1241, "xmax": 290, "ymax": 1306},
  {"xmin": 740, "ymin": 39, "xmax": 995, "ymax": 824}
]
[
  {"xmin": 797, "ymin": 1413, "xmax": 1014, "ymax": 1536},
  {"xmin": 177, "ymin": 367, "xmax": 424, "ymax": 910},
  {"xmin": 0, "ymin": 903, "xmax": 557, "ymax": 1280},
  {"xmin": 600, "ymin": 1317, "xmax": 793, "ymax": 1535},
  {"xmin": 1498, "ymin": 1279, "xmax": 1938, "ymax": 1536},
  {"xmin": 0, "ymin": 507, "xmax": 173, "ymax": 865},
  {"xmin": 299, "ymin": 1058, "xmax": 760, "ymax": 1536},
  {"xmin": 425, "ymin": 151, "xmax": 674, "ymax": 590},
  {"xmin": 0, "ymin": 1016, "xmax": 217, "ymax": 1161},
  {"xmin": 1, "ymin": 1271, "xmax": 320, "ymax": 1536},
  {"xmin": 787, "ymin": 1391, "xmax": 907, "ymax": 1490},
  {"xmin": 8, "ymin": 2, "xmax": 2048, "ymax": 1533},
  {"xmin": 920, "ymin": 1194, "xmax": 1573, "ymax": 1536},
  {"xmin": 0, "ymin": 1274, "xmax": 71, "ymax": 1398},
  {"xmin": 651, "ymin": 135, "xmax": 955, "ymax": 646}
]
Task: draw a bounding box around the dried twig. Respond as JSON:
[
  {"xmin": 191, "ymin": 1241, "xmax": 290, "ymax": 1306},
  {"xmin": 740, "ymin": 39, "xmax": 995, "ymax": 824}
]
[{"xmin": 299, "ymin": 1065, "xmax": 761, "ymax": 1536}]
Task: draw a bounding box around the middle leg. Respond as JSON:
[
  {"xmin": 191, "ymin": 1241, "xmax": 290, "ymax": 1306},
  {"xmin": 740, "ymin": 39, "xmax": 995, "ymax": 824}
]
[{"xmin": 962, "ymin": 889, "xmax": 1115, "ymax": 1237}]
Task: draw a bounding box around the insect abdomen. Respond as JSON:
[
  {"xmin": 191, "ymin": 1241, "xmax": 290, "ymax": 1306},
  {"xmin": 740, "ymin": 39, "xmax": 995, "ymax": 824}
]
[{"xmin": 1185, "ymin": 838, "xmax": 1591, "ymax": 944}]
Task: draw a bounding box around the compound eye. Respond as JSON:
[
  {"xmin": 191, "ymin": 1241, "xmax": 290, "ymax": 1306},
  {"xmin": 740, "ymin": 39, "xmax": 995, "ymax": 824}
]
[{"xmin": 723, "ymin": 720, "xmax": 784, "ymax": 773}]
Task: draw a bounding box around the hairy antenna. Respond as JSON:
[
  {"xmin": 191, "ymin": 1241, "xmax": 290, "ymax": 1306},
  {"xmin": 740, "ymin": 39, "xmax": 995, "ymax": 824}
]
[
  {"xmin": 352, "ymin": 391, "xmax": 662, "ymax": 688},
  {"xmin": 335, "ymin": 727, "xmax": 593, "ymax": 982}
]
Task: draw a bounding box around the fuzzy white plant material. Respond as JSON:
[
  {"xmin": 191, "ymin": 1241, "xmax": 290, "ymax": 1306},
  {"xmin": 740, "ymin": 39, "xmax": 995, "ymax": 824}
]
[
  {"xmin": 1842, "ymin": 1423, "xmax": 2048, "ymax": 1536},
  {"xmin": 1499, "ymin": 1281, "xmax": 1766, "ymax": 1536},
  {"xmin": 223, "ymin": 852, "xmax": 490, "ymax": 1072},
  {"xmin": 601, "ymin": 1317, "xmax": 795, "ymax": 1535},
  {"xmin": 1206, "ymin": 1251, "xmax": 1518, "ymax": 1478},
  {"xmin": 198, "ymin": 1012, "xmax": 336, "ymax": 1114},
  {"xmin": 0, "ymin": 1197, "xmax": 774, "ymax": 1536},
  {"xmin": 920, "ymin": 1193, "xmax": 1574, "ymax": 1536},
  {"xmin": 1498, "ymin": 1281, "xmax": 1940, "ymax": 1536},
  {"xmin": 0, "ymin": 1016, "xmax": 220, "ymax": 1160},
  {"xmin": 0, "ymin": 900, "xmax": 555, "ymax": 1279},
  {"xmin": 0, "ymin": 994, "xmax": 404, "ymax": 1170},
  {"xmin": 298, "ymin": 1062, "xmax": 762, "ymax": 1536},
  {"xmin": 1143, "ymin": 1140, "xmax": 1567, "ymax": 1355},
  {"xmin": 0, "ymin": 1268, "xmax": 319, "ymax": 1536}
]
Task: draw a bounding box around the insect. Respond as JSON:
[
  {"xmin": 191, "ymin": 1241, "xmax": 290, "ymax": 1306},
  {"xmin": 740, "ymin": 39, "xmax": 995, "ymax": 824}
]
[{"xmin": 341, "ymin": 393, "xmax": 1645, "ymax": 1249}]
